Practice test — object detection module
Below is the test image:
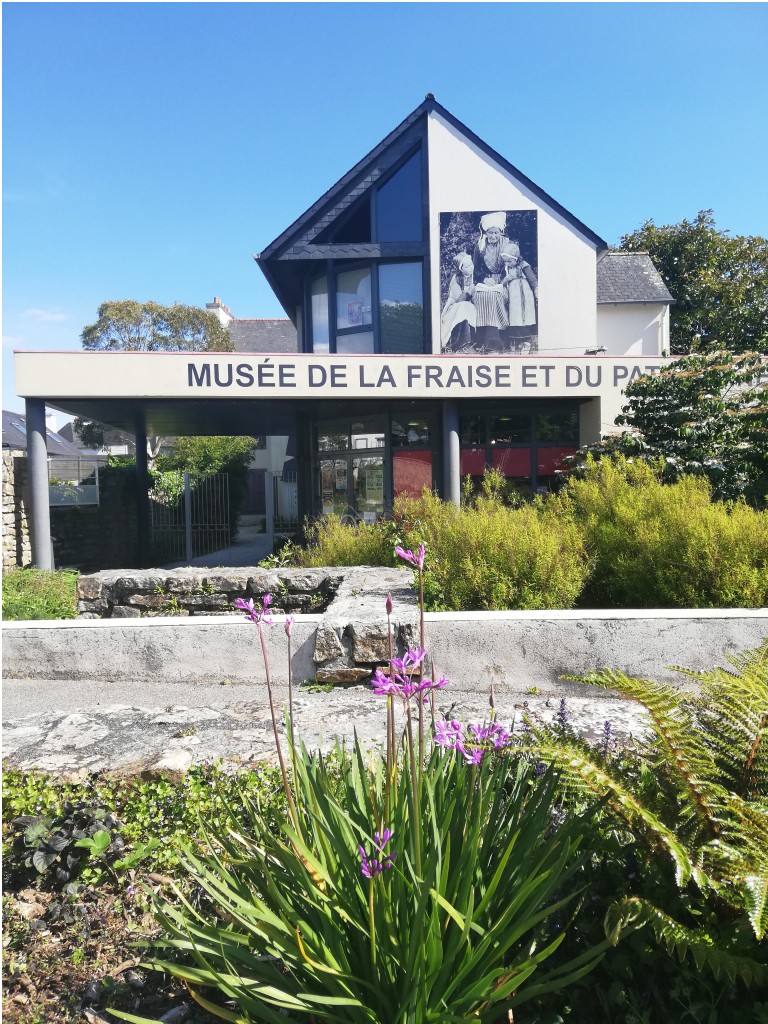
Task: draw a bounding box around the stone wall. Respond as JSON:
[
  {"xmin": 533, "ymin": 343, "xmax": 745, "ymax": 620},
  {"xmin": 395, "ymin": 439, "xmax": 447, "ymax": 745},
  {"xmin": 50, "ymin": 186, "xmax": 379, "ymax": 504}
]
[
  {"xmin": 76, "ymin": 567, "xmax": 342, "ymax": 618},
  {"xmin": 2, "ymin": 451, "xmax": 31, "ymax": 570},
  {"xmin": 1, "ymin": 455, "xmax": 140, "ymax": 572},
  {"xmin": 73, "ymin": 565, "xmax": 419, "ymax": 684}
]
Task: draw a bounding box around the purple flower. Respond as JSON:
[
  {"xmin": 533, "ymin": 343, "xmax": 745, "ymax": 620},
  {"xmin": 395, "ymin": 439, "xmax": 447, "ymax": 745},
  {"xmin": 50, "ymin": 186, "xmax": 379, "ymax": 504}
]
[
  {"xmin": 236, "ymin": 594, "xmax": 273, "ymax": 625},
  {"xmin": 463, "ymin": 745, "xmax": 486, "ymax": 766},
  {"xmin": 435, "ymin": 719, "xmax": 465, "ymax": 749},
  {"xmin": 554, "ymin": 698, "xmax": 571, "ymax": 732},
  {"xmin": 371, "ymin": 668, "xmax": 403, "ymax": 697},
  {"xmin": 359, "ymin": 828, "xmax": 395, "ymax": 878},
  {"xmin": 385, "ymin": 593, "xmax": 393, "ymax": 616},
  {"xmin": 395, "ymin": 543, "xmax": 426, "ymax": 571},
  {"xmin": 284, "ymin": 615, "xmax": 294, "ymax": 638}
]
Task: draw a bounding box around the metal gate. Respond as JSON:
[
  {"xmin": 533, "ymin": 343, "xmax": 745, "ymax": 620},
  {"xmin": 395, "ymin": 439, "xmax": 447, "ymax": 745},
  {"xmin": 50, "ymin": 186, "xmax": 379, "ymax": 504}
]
[{"xmin": 150, "ymin": 472, "xmax": 230, "ymax": 564}]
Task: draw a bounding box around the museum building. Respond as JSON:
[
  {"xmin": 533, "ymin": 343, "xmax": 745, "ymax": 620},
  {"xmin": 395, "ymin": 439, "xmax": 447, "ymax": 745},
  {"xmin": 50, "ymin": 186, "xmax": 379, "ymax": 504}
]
[{"xmin": 15, "ymin": 96, "xmax": 674, "ymax": 567}]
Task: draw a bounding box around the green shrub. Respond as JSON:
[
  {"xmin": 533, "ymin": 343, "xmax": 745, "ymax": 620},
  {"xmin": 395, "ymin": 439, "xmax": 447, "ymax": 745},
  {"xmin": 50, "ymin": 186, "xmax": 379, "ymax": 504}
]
[
  {"xmin": 557, "ymin": 456, "xmax": 768, "ymax": 608},
  {"xmin": 396, "ymin": 489, "xmax": 591, "ymax": 611},
  {"xmin": 297, "ymin": 515, "xmax": 398, "ymax": 568},
  {"xmin": 2, "ymin": 568, "xmax": 78, "ymax": 620}
]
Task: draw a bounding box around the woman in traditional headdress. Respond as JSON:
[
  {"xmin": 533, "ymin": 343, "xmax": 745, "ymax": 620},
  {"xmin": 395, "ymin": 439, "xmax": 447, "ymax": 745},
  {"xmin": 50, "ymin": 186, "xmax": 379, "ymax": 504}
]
[
  {"xmin": 471, "ymin": 212, "xmax": 513, "ymax": 349},
  {"xmin": 440, "ymin": 251, "xmax": 477, "ymax": 351}
]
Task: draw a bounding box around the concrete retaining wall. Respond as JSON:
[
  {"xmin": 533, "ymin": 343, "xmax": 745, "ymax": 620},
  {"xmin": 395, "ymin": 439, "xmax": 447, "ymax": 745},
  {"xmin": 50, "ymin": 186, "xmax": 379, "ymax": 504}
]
[{"xmin": 4, "ymin": 609, "xmax": 766, "ymax": 692}]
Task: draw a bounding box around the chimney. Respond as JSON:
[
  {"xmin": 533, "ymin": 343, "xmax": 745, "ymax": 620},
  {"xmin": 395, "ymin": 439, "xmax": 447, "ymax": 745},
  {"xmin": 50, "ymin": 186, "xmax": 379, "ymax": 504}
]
[{"xmin": 206, "ymin": 296, "xmax": 234, "ymax": 325}]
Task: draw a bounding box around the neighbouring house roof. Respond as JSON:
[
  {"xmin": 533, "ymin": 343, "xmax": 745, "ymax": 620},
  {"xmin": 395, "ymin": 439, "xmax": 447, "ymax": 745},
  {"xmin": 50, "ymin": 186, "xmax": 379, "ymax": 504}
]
[
  {"xmin": 229, "ymin": 318, "xmax": 299, "ymax": 353},
  {"xmin": 2, "ymin": 410, "xmax": 84, "ymax": 457},
  {"xmin": 597, "ymin": 252, "xmax": 674, "ymax": 305}
]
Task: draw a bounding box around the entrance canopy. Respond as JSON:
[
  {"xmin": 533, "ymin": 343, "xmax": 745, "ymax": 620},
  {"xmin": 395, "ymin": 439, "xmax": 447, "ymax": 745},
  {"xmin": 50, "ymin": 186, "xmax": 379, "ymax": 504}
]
[{"xmin": 15, "ymin": 350, "xmax": 670, "ymax": 435}]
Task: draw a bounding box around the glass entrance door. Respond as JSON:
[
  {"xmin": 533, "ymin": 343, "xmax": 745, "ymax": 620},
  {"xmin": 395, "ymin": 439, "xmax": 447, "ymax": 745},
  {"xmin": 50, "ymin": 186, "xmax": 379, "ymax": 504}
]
[{"xmin": 315, "ymin": 416, "xmax": 387, "ymax": 522}]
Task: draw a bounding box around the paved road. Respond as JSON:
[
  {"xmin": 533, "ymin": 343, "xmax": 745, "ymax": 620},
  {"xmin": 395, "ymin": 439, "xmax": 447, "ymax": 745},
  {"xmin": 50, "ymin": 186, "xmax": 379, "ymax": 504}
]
[{"xmin": 2, "ymin": 675, "xmax": 646, "ymax": 777}]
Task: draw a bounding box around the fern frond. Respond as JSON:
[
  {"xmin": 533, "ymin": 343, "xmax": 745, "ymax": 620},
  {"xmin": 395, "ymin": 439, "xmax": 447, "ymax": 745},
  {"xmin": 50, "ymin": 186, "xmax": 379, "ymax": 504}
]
[
  {"xmin": 671, "ymin": 641, "xmax": 768, "ymax": 799},
  {"xmin": 565, "ymin": 668, "xmax": 721, "ymax": 836},
  {"xmin": 744, "ymin": 865, "xmax": 768, "ymax": 940},
  {"xmin": 527, "ymin": 733, "xmax": 693, "ymax": 886},
  {"xmin": 605, "ymin": 897, "xmax": 768, "ymax": 986}
]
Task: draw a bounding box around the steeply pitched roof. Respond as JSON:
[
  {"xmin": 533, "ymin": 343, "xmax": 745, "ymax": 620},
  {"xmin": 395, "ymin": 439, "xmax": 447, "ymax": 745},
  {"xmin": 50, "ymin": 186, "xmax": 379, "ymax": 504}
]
[
  {"xmin": 597, "ymin": 252, "xmax": 674, "ymax": 304},
  {"xmin": 229, "ymin": 319, "xmax": 299, "ymax": 353},
  {"xmin": 257, "ymin": 96, "xmax": 607, "ymax": 264},
  {"xmin": 2, "ymin": 409, "xmax": 84, "ymax": 456}
]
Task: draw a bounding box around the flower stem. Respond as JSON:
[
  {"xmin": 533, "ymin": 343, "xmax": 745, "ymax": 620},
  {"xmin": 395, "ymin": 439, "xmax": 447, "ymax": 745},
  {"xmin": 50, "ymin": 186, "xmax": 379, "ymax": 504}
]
[
  {"xmin": 258, "ymin": 620, "xmax": 299, "ymax": 831},
  {"xmin": 368, "ymin": 877, "xmax": 376, "ymax": 971}
]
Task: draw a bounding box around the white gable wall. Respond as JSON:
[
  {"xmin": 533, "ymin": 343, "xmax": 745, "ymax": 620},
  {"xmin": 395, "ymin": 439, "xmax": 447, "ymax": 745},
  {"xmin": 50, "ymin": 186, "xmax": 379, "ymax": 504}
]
[
  {"xmin": 596, "ymin": 304, "xmax": 668, "ymax": 357},
  {"xmin": 427, "ymin": 112, "xmax": 599, "ymax": 356}
]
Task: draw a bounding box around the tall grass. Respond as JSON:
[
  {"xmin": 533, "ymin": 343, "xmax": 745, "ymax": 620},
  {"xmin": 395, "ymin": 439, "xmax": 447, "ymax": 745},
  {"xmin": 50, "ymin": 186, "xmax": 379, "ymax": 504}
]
[{"xmin": 2, "ymin": 568, "xmax": 79, "ymax": 620}]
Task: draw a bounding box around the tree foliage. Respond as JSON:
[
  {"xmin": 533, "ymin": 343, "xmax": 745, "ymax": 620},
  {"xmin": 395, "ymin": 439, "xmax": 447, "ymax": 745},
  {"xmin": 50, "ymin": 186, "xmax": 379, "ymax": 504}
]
[
  {"xmin": 81, "ymin": 300, "xmax": 233, "ymax": 352},
  {"xmin": 566, "ymin": 350, "xmax": 768, "ymax": 504},
  {"xmin": 619, "ymin": 211, "xmax": 768, "ymax": 356}
]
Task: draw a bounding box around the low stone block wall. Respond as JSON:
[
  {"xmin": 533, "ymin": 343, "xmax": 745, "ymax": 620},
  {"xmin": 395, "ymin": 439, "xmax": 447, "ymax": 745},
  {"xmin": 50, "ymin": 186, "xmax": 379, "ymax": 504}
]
[
  {"xmin": 64, "ymin": 566, "xmax": 420, "ymax": 684},
  {"xmin": 76, "ymin": 567, "xmax": 344, "ymax": 619}
]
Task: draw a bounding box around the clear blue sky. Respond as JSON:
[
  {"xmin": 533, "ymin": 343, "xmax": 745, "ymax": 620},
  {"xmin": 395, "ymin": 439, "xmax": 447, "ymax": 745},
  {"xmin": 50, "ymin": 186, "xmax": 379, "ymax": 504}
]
[{"xmin": 3, "ymin": 1, "xmax": 767, "ymax": 415}]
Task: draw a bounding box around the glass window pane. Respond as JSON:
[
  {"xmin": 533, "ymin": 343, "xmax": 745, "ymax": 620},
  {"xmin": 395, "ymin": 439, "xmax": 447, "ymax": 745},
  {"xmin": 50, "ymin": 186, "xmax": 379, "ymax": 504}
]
[
  {"xmin": 379, "ymin": 262, "xmax": 424, "ymax": 354},
  {"xmin": 391, "ymin": 417, "xmax": 431, "ymax": 448},
  {"xmin": 460, "ymin": 415, "xmax": 485, "ymax": 446},
  {"xmin": 351, "ymin": 418, "xmax": 386, "ymax": 450},
  {"xmin": 354, "ymin": 456, "xmax": 385, "ymax": 524},
  {"xmin": 316, "ymin": 422, "xmax": 349, "ymax": 452},
  {"xmin": 393, "ymin": 451, "xmax": 432, "ymax": 498},
  {"xmin": 336, "ymin": 330, "xmax": 374, "ymax": 355},
  {"xmin": 320, "ymin": 459, "xmax": 349, "ymax": 516},
  {"xmin": 492, "ymin": 448, "xmax": 531, "ymax": 478},
  {"xmin": 336, "ymin": 268, "xmax": 372, "ymax": 331},
  {"xmin": 490, "ymin": 414, "xmax": 530, "ymax": 445},
  {"xmin": 311, "ymin": 275, "xmax": 329, "ymax": 353},
  {"xmin": 536, "ymin": 411, "xmax": 579, "ymax": 443},
  {"xmin": 376, "ymin": 151, "xmax": 422, "ymax": 242}
]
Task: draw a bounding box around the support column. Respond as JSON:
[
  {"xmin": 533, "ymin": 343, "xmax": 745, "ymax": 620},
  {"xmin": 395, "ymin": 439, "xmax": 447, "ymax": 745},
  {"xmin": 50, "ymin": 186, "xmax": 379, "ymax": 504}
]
[
  {"xmin": 25, "ymin": 398, "xmax": 53, "ymax": 569},
  {"xmin": 442, "ymin": 400, "xmax": 461, "ymax": 507},
  {"xmin": 134, "ymin": 413, "xmax": 151, "ymax": 568}
]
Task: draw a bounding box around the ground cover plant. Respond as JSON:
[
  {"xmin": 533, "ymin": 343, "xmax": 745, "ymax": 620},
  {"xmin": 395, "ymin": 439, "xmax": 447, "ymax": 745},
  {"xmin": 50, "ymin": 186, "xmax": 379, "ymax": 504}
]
[
  {"xmin": 1, "ymin": 763, "xmax": 287, "ymax": 1024},
  {"xmin": 2, "ymin": 567, "xmax": 79, "ymax": 620}
]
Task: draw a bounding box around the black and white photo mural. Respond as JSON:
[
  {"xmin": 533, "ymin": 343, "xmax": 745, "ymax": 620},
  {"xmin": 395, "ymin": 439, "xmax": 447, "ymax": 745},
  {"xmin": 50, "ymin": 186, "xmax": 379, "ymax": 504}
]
[{"xmin": 439, "ymin": 210, "xmax": 538, "ymax": 354}]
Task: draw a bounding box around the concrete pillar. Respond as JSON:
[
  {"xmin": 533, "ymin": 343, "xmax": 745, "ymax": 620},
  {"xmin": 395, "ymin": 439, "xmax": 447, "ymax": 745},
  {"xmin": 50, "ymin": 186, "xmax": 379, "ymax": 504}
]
[
  {"xmin": 442, "ymin": 400, "xmax": 461, "ymax": 507},
  {"xmin": 134, "ymin": 414, "xmax": 151, "ymax": 567},
  {"xmin": 25, "ymin": 399, "xmax": 53, "ymax": 569}
]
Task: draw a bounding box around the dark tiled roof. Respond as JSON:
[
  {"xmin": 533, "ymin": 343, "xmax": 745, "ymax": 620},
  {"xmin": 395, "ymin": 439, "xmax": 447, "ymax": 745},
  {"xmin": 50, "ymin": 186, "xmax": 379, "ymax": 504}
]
[
  {"xmin": 229, "ymin": 319, "xmax": 299, "ymax": 353},
  {"xmin": 258, "ymin": 97, "xmax": 608, "ymax": 263},
  {"xmin": 2, "ymin": 410, "xmax": 84, "ymax": 456},
  {"xmin": 597, "ymin": 252, "xmax": 674, "ymax": 304}
]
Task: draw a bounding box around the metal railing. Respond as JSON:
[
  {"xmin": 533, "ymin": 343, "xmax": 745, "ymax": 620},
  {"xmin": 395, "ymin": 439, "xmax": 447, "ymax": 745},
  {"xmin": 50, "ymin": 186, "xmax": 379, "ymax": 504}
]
[{"xmin": 150, "ymin": 471, "xmax": 230, "ymax": 564}]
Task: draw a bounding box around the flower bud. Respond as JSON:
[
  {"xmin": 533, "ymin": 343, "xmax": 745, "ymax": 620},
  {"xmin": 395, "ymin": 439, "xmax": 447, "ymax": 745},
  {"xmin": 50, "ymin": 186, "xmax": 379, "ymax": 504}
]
[
  {"xmin": 285, "ymin": 615, "xmax": 294, "ymax": 638},
  {"xmin": 385, "ymin": 593, "xmax": 393, "ymax": 615}
]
